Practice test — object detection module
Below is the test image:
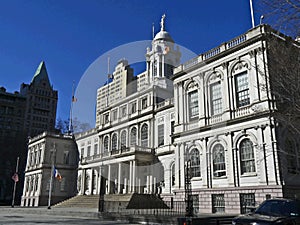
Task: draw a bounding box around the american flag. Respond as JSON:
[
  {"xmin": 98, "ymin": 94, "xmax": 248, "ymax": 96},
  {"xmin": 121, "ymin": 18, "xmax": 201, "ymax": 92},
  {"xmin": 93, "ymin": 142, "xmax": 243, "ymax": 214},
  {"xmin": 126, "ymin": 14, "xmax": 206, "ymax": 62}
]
[
  {"xmin": 54, "ymin": 168, "xmax": 62, "ymax": 181},
  {"xmin": 12, "ymin": 173, "xmax": 19, "ymax": 182}
]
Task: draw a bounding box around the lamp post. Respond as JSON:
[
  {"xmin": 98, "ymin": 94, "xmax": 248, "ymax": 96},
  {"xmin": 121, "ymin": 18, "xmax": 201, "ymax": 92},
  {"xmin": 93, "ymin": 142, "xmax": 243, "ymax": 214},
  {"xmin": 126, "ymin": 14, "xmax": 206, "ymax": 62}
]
[{"xmin": 185, "ymin": 160, "xmax": 193, "ymax": 217}]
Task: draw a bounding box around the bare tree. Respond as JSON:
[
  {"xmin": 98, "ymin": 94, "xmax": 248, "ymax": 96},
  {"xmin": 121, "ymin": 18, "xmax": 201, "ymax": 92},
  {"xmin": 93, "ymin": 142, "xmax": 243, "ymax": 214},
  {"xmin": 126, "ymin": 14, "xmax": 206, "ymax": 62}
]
[
  {"xmin": 257, "ymin": 27, "xmax": 300, "ymax": 176},
  {"xmin": 258, "ymin": 0, "xmax": 300, "ymax": 38},
  {"xmin": 56, "ymin": 117, "xmax": 92, "ymax": 134}
]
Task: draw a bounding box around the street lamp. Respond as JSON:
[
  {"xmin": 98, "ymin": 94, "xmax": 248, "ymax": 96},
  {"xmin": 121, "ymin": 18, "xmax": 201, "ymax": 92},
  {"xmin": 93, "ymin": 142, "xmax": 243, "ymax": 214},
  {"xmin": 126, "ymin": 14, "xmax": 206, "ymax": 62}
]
[{"xmin": 185, "ymin": 160, "xmax": 193, "ymax": 217}]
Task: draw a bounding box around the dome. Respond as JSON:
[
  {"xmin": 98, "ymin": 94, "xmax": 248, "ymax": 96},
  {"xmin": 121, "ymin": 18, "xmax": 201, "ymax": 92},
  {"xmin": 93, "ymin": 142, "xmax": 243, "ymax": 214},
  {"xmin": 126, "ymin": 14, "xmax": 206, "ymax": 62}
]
[{"xmin": 154, "ymin": 30, "xmax": 174, "ymax": 43}]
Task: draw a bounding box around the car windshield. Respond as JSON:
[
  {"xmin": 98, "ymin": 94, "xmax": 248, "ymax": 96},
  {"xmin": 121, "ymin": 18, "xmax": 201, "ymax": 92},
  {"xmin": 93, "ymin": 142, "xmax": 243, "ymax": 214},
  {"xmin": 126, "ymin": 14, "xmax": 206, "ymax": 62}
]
[{"xmin": 255, "ymin": 200, "xmax": 300, "ymax": 217}]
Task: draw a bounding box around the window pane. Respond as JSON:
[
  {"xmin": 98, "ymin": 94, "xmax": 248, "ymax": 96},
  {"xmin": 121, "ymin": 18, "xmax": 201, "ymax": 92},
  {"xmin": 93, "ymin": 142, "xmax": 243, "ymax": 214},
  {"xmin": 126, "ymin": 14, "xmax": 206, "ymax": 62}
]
[
  {"xmin": 240, "ymin": 139, "xmax": 255, "ymax": 174},
  {"xmin": 213, "ymin": 144, "xmax": 226, "ymax": 177},
  {"xmin": 158, "ymin": 124, "xmax": 164, "ymax": 146},
  {"xmin": 141, "ymin": 124, "xmax": 148, "ymax": 147},
  {"xmin": 104, "ymin": 137, "xmax": 109, "ymax": 154},
  {"xmin": 236, "ymin": 72, "xmax": 250, "ymax": 107},
  {"xmin": 240, "ymin": 193, "xmax": 255, "ymax": 214},
  {"xmin": 130, "ymin": 127, "xmax": 137, "ymax": 146},
  {"xmin": 212, "ymin": 194, "xmax": 225, "ymax": 213},
  {"xmin": 121, "ymin": 131, "xmax": 127, "ymax": 151},
  {"xmin": 112, "ymin": 134, "xmax": 118, "ymax": 154},
  {"xmin": 188, "ymin": 90, "xmax": 199, "ymax": 118},
  {"xmin": 190, "ymin": 149, "xmax": 201, "ymax": 178},
  {"xmin": 210, "ymin": 82, "xmax": 222, "ymax": 115}
]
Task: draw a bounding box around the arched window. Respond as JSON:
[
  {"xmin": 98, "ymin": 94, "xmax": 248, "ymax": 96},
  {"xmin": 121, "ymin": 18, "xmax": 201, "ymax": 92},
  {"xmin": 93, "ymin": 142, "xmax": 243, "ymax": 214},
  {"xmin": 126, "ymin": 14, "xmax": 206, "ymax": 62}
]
[
  {"xmin": 141, "ymin": 124, "xmax": 148, "ymax": 147},
  {"xmin": 111, "ymin": 133, "xmax": 118, "ymax": 154},
  {"xmin": 103, "ymin": 136, "xmax": 109, "ymax": 156},
  {"xmin": 240, "ymin": 139, "xmax": 255, "ymax": 174},
  {"xmin": 190, "ymin": 148, "xmax": 201, "ymax": 178},
  {"xmin": 130, "ymin": 127, "xmax": 137, "ymax": 146},
  {"xmin": 120, "ymin": 130, "xmax": 127, "ymax": 151},
  {"xmin": 212, "ymin": 144, "xmax": 226, "ymax": 177}
]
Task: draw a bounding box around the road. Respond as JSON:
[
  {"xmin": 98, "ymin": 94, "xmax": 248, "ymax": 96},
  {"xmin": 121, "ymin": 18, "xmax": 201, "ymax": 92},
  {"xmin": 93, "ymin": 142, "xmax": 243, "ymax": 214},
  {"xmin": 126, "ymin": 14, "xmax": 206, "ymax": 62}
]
[{"xmin": 0, "ymin": 210, "xmax": 138, "ymax": 225}]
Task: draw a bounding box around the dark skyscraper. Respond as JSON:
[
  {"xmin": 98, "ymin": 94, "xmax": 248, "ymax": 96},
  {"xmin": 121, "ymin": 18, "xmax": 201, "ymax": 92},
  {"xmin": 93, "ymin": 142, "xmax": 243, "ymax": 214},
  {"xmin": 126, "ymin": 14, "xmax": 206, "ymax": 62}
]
[
  {"xmin": 0, "ymin": 61, "xmax": 58, "ymax": 205},
  {"xmin": 20, "ymin": 61, "xmax": 58, "ymax": 137}
]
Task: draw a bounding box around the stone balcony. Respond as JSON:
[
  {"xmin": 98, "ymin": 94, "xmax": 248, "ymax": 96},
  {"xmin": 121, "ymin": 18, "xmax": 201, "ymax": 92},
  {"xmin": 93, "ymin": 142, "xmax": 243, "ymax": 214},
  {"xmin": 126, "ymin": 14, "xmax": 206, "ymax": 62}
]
[{"xmin": 81, "ymin": 145, "xmax": 155, "ymax": 164}]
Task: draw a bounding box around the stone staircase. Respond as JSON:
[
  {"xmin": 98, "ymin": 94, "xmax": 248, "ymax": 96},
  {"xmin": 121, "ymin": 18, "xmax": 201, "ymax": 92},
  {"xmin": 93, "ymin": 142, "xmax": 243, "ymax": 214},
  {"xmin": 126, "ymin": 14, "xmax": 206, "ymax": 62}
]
[{"xmin": 54, "ymin": 195, "xmax": 99, "ymax": 208}]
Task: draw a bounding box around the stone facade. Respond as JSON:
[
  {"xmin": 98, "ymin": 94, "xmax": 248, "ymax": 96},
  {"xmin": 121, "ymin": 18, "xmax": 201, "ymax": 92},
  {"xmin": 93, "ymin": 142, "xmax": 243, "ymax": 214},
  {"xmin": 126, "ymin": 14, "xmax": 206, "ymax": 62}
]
[
  {"xmin": 75, "ymin": 21, "xmax": 300, "ymax": 214},
  {"xmin": 172, "ymin": 25, "xmax": 300, "ymax": 214},
  {"xmin": 21, "ymin": 132, "xmax": 78, "ymax": 207}
]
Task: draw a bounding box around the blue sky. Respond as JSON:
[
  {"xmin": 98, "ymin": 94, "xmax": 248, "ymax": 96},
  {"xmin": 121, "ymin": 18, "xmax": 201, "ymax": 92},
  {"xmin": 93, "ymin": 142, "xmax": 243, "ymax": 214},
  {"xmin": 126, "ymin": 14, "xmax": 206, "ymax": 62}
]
[{"xmin": 0, "ymin": 0, "xmax": 262, "ymax": 126}]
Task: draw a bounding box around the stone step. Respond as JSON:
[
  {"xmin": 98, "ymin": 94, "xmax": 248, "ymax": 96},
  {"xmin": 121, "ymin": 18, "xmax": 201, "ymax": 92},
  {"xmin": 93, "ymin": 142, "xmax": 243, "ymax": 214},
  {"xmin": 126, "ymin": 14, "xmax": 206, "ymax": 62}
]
[{"xmin": 54, "ymin": 195, "xmax": 99, "ymax": 208}]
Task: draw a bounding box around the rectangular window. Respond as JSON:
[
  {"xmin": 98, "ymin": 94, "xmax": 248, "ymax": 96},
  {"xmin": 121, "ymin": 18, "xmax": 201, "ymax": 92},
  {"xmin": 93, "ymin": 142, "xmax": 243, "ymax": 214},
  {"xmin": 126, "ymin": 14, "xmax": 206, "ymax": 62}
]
[
  {"xmin": 188, "ymin": 90, "xmax": 199, "ymax": 118},
  {"xmin": 36, "ymin": 150, "xmax": 41, "ymax": 165},
  {"xmin": 112, "ymin": 110, "xmax": 118, "ymax": 121},
  {"xmin": 94, "ymin": 144, "xmax": 98, "ymax": 155},
  {"xmin": 158, "ymin": 124, "xmax": 164, "ymax": 146},
  {"xmin": 192, "ymin": 195, "xmax": 200, "ymax": 215},
  {"xmin": 212, "ymin": 194, "xmax": 225, "ymax": 213},
  {"xmin": 80, "ymin": 148, "xmax": 84, "ymax": 158},
  {"xmin": 60, "ymin": 178, "xmax": 66, "ymax": 191},
  {"xmin": 210, "ymin": 82, "xmax": 222, "ymax": 115},
  {"xmin": 171, "ymin": 121, "xmax": 175, "ymax": 134},
  {"xmin": 236, "ymin": 72, "xmax": 250, "ymax": 107},
  {"xmin": 240, "ymin": 193, "xmax": 255, "ymax": 214},
  {"xmin": 63, "ymin": 151, "xmax": 70, "ymax": 165},
  {"xmin": 87, "ymin": 146, "xmax": 91, "ymax": 157},
  {"xmin": 141, "ymin": 97, "xmax": 148, "ymax": 110},
  {"xmin": 104, "ymin": 113, "xmax": 109, "ymax": 124},
  {"xmin": 130, "ymin": 102, "xmax": 137, "ymax": 114},
  {"xmin": 121, "ymin": 106, "xmax": 127, "ymax": 117}
]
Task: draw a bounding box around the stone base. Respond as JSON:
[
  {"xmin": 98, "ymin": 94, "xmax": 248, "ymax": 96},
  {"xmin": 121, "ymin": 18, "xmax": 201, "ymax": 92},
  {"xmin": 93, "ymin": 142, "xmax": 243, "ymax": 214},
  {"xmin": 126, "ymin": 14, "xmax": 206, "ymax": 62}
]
[{"xmin": 103, "ymin": 193, "xmax": 169, "ymax": 212}]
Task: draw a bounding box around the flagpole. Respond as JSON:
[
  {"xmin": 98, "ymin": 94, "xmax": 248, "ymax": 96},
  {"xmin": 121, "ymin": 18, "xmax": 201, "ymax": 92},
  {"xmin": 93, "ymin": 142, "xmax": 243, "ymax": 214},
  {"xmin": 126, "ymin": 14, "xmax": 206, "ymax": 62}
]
[
  {"xmin": 249, "ymin": 0, "xmax": 255, "ymax": 28},
  {"xmin": 48, "ymin": 144, "xmax": 56, "ymax": 209},
  {"xmin": 106, "ymin": 56, "xmax": 110, "ymax": 107},
  {"xmin": 11, "ymin": 157, "xmax": 19, "ymax": 208},
  {"xmin": 68, "ymin": 81, "xmax": 75, "ymax": 134},
  {"xmin": 152, "ymin": 22, "xmax": 155, "ymax": 39}
]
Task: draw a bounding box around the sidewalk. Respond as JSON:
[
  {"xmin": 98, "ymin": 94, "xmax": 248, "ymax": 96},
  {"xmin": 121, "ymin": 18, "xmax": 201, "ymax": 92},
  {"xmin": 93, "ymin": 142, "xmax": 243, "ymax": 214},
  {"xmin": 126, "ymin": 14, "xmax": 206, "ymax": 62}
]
[
  {"xmin": 0, "ymin": 206, "xmax": 99, "ymax": 219},
  {"xmin": 0, "ymin": 206, "xmax": 237, "ymax": 225}
]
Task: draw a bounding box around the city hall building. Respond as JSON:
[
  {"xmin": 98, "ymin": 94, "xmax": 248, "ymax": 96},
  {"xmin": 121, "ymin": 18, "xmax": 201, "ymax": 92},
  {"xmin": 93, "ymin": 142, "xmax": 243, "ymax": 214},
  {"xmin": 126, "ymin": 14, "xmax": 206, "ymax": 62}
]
[{"xmin": 75, "ymin": 18, "xmax": 300, "ymax": 214}]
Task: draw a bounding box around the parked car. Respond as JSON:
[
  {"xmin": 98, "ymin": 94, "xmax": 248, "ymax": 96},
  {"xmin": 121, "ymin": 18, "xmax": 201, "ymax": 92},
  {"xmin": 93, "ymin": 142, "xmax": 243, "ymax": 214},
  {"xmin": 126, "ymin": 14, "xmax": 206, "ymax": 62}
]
[{"xmin": 232, "ymin": 198, "xmax": 300, "ymax": 225}]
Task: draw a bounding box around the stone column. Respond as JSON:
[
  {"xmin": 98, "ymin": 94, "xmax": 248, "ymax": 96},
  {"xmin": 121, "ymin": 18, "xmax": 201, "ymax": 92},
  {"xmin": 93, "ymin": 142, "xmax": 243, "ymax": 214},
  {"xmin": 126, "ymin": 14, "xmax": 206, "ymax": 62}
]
[
  {"xmin": 180, "ymin": 143, "xmax": 186, "ymax": 189},
  {"xmin": 97, "ymin": 166, "xmax": 103, "ymax": 194},
  {"xmin": 174, "ymin": 143, "xmax": 181, "ymax": 188},
  {"xmin": 149, "ymin": 175, "xmax": 153, "ymax": 194},
  {"xmin": 138, "ymin": 178, "xmax": 141, "ymax": 194},
  {"xmin": 132, "ymin": 160, "xmax": 136, "ymax": 193},
  {"xmin": 107, "ymin": 164, "xmax": 111, "ymax": 194},
  {"xmin": 81, "ymin": 169, "xmax": 85, "ymax": 195},
  {"xmin": 129, "ymin": 161, "xmax": 133, "ymax": 193},
  {"xmin": 146, "ymin": 175, "xmax": 149, "ymax": 193},
  {"xmin": 89, "ymin": 169, "xmax": 93, "ymax": 195},
  {"xmin": 118, "ymin": 163, "xmax": 122, "ymax": 194}
]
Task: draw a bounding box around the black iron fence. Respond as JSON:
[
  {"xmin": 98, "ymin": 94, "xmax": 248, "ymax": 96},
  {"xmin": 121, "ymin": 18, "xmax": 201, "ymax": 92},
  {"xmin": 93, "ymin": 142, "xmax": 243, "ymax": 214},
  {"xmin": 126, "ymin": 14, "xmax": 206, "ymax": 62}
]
[{"xmin": 103, "ymin": 200, "xmax": 186, "ymax": 216}]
